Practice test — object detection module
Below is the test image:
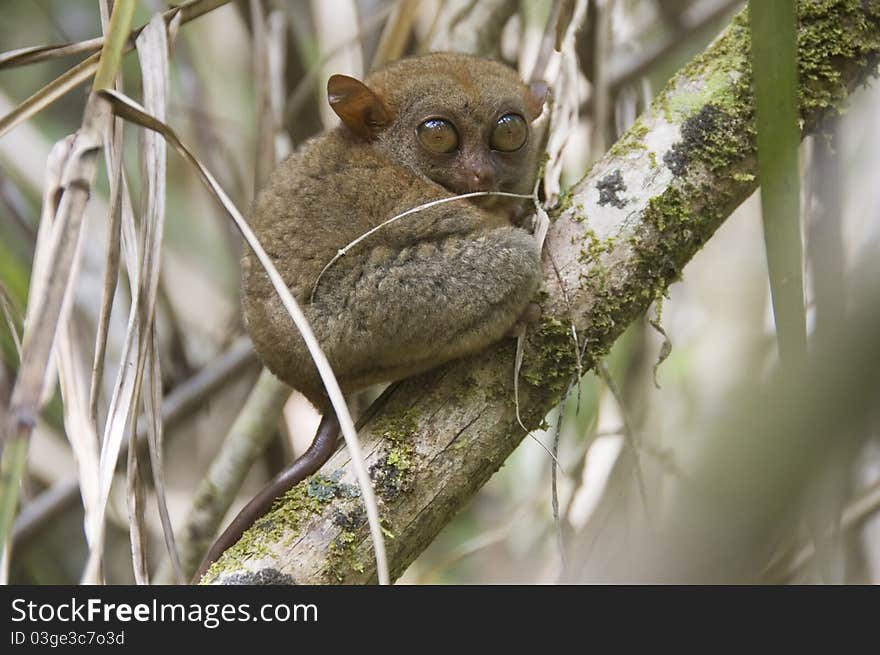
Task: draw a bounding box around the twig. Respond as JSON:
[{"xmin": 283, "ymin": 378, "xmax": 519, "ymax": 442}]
[
  {"xmin": 414, "ymin": 501, "xmax": 534, "ymax": 583},
  {"xmin": 0, "ymin": 437, "xmax": 28, "ymax": 579},
  {"xmin": 415, "ymin": 0, "xmax": 446, "ymax": 55},
  {"xmin": 0, "ymin": 0, "xmax": 230, "ymax": 71},
  {"xmin": 126, "ymin": 407, "xmax": 149, "ymax": 584},
  {"xmin": 513, "ymin": 335, "xmax": 569, "ymax": 473},
  {"xmin": 251, "ymin": 0, "xmax": 274, "ymax": 189}
]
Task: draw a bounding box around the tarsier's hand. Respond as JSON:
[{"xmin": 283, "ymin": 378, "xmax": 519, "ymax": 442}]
[
  {"xmin": 508, "ymin": 200, "xmax": 538, "ymax": 232},
  {"xmin": 507, "ymin": 301, "xmax": 543, "ymax": 338}
]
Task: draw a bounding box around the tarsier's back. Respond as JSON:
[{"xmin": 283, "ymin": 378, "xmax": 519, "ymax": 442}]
[{"xmin": 241, "ymin": 52, "xmax": 546, "ymax": 408}]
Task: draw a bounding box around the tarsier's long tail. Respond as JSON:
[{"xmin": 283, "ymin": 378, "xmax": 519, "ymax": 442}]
[{"xmin": 193, "ymin": 412, "xmax": 341, "ymax": 583}]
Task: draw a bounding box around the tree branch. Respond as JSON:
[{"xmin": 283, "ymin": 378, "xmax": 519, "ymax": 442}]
[{"xmin": 203, "ymin": 1, "xmax": 880, "ymax": 584}]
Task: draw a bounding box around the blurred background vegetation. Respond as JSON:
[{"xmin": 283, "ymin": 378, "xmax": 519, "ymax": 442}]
[{"xmin": 1, "ymin": 0, "xmax": 879, "ymax": 584}]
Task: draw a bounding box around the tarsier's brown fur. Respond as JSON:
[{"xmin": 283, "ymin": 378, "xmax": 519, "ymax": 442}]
[
  {"xmin": 200, "ymin": 53, "xmax": 545, "ymax": 579},
  {"xmin": 243, "ymin": 53, "xmax": 545, "ymax": 406}
]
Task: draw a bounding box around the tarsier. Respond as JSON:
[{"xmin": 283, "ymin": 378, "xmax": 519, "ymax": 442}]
[{"xmin": 198, "ymin": 53, "xmax": 547, "ymax": 578}]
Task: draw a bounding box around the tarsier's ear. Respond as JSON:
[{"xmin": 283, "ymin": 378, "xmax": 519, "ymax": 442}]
[
  {"xmin": 327, "ymin": 74, "xmax": 391, "ymax": 139},
  {"xmin": 526, "ymin": 81, "xmax": 549, "ymax": 119}
]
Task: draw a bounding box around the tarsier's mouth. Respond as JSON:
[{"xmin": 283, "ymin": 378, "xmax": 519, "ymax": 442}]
[
  {"xmin": 469, "ymin": 193, "xmax": 507, "ymax": 210},
  {"xmin": 447, "ymin": 166, "xmax": 498, "ymax": 195},
  {"xmin": 447, "ymin": 179, "xmax": 500, "ymax": 196}
]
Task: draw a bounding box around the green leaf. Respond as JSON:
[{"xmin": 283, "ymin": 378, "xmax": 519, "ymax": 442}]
[{"xmin": 749, "ymin": 0, "xmax": 806, "ymax": 366}]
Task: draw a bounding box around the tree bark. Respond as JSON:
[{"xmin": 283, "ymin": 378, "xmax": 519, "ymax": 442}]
[{"xmin": 203, "ymin": 1, "xmax": 880, "ymax": 585}]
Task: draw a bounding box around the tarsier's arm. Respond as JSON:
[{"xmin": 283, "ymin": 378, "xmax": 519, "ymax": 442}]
[
  {"xmin": 195, "ymin": 203, "xmax": 540, "ymax": 582},
  {"xmin": 310, "ymin": 204, "xmax": 542, "ymax": 392}
]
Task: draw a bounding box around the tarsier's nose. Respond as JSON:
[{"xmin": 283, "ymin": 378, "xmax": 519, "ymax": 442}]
[{"xmin": 468, "ymin": 164, "xmax": 495, "ymax": 191}]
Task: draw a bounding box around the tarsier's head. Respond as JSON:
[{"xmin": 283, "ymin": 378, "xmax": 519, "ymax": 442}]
[{"xmin": 327, "ymin": 53, "xmax": 547, "ymax": 196}]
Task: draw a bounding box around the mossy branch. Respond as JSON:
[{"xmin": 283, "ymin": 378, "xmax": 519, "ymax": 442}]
[{"xmin": 203, "ymin": 0, "xmax": 880, "ymax": 584}]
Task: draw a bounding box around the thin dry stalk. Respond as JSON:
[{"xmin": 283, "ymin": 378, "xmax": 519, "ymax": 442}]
[
  {"xmin": 529, "ymin": 0, "xmax": 568, "ymax": 84},
  {"xmin": 0, "ymin": 38, "xmax": 105, "ymax": 69},
  {"xmin": 0, "ymin": 0, "xmax": 232, "ymax": 139},
  {"xmin": 12, "ymin": 338, "xmax": 257, "ymax": 550},
  {"xmin": 514, "ymin": 0, "xmax": 587, "ymax": 482},
  {"xmin": 589, "ymin": 0, "xmax": 612, "ymax": 160},
  {"xmin": 429, "ymin": 0, "xmax": 518, "ymax": 55},
  {"xmin": 96, "ymin": 88, "xmax": 389, "ymax": 585},
  {"xmin": 2, "ymin": 0, "xmax": 137, "ymax": 565},
  {"xmin": 1, "ymin": 0, "xmax": 140, "ymax": 586},
  {"xmin": 89, "ymin": 120, "xmax": 123, "ymax": 427},
  {"xmin": 764, "ymin": 479, "xmax": 880, "ymax": 582},
  {"xmin": 252, "ymin": 0, "xmax": 274, "ymax": 188},
  {"xmin": 89, "ymin": 0, "xmax": 126, "ymax": 430},
  {"xmin": 370, "ymin": 0, "xmax": 420, "ymax": 70},
  {"xmin": 596, "ymin": 361, "xmax": 649, "ymax": 516},
  {"xmin": 135, "ymin": 10, "xmax": 182, "ymax": 585},
  {"xmin": 540, "ymin": 0, "xmax": 587, "ymax": 206},
  {"xmin": 126, "ymin": 411, "xmax": 149, "ymax": 584},
  {"xmin": 0, "ymin": 285, "xmax": 22, "ymax": 357},
  {"xmin": 252, "ymin": 0, "xmax": 292, "ymax": 188}
]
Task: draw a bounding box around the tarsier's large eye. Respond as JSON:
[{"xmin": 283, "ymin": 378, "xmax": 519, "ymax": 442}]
[
  {"xmin": 417, "ymin": 118, "xmax": 459, "ymax": 153},
  {"xmin": 490, "ymin": 113, "xmax": 528, "ymax": 152}
]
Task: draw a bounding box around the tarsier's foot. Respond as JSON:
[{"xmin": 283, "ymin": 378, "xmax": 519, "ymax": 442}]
[{"xmin": 507, "ymin": 301, "xmax": 542, "ymax": 337}]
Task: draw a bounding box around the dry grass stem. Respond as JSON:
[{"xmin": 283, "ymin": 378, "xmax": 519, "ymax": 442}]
[
  {"xmin": 95, "ymin": 87, "xmax": 389, "ymax": 585},
  {"xmin": 370, "ymin": 0, "xmax": 420, "ymax": 71},
  {"xmin": 0, "ymin": 0, "xmax": 232, "ymax": 139}
]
